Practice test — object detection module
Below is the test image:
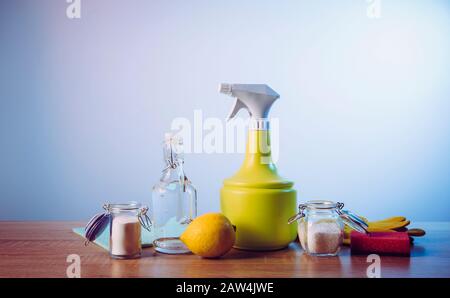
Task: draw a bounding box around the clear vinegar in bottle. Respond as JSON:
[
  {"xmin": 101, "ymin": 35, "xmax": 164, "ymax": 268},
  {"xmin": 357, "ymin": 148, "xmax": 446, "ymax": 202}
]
[{"xmin": 151, "ymin": 133, "xmax": 197, "ymax": 254}]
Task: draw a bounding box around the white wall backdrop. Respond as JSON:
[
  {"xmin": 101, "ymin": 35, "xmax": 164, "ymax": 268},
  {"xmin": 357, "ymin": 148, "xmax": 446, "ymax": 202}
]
[{"xmin": 0, "ymin": 0, "xmax": 449, "ymax": 221}]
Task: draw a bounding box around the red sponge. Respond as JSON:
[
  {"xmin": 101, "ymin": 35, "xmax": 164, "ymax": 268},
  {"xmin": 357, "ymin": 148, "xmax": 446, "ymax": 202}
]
[{"xmin": 350, "ymin": 231, "xmax": 410, "ymax": 256}]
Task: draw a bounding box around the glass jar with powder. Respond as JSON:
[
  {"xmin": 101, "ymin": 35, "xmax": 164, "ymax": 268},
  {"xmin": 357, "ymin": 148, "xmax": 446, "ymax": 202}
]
[
  {"xmin": 107, "ymin": 203, "xmax": 151, "ymax": 259},
  {"xmin": 288, "ymin": 200, "xmax": 368, "ymax": 256}
]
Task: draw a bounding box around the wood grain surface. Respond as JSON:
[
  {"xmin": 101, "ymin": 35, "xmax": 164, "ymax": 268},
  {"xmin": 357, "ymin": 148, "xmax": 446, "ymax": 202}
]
[{"xmin": 0, "ymin": 221, "xmax": 449, "ymax": 278}]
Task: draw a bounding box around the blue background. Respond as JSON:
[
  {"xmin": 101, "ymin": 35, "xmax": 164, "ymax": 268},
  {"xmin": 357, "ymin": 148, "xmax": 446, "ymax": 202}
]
[{"xmin": 0, "ymin": 0, "xmax": 449, "ymax": 221}]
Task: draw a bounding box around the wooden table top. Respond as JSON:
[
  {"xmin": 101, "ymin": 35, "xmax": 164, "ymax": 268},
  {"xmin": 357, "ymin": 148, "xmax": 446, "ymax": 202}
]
[{"xmin": 0, "ymin": 221, "xmax": 449, "ymax": 278}]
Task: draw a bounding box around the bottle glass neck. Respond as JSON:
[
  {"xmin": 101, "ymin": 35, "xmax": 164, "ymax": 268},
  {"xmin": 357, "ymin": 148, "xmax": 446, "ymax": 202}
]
[
  {"xmin": 163, "ymin": 139, "xmax": 184, "ymax": 166},
  {"xmin": 160, "ymin": 137, "xmax": 186, "ymax": 182}
]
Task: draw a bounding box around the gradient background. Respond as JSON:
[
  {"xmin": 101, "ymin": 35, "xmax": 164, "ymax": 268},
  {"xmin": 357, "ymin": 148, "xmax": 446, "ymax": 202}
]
[{"xmin": 0, "ymin": 0, "xmax": 449, "ymax": 221}]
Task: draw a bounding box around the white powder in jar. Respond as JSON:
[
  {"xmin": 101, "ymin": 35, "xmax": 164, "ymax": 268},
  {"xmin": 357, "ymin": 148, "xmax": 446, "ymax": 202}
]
[
  {"xmin": 110, "ymin": 215, "xmax": 142, "ymax": 257},
  {"xmin": 298, "ymin": 220, "xmax": 343, "ymax": 255}
]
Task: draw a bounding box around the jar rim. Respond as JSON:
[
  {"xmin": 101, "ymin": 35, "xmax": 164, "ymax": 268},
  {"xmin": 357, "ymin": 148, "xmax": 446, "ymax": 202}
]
[
  {"xmin": 107, "ymin": 202, "xmax": 142, "ymax": 212},
  {"xmin": 305, "ymin": 200, "xmax": 338, "ymax": 209}
]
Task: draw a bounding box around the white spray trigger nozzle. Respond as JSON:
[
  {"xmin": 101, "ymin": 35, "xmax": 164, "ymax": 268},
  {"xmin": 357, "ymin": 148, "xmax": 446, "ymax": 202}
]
[
  {"xmin": 219, "ymin": 83, "xmax": 279, "ymax": 120},
  {"xmin": 219, "ymin": 83, "xmax": 232, "ymax": 95},
  {"xmin": 227, "ymin": 98, "xmax": 249, "ymax": 121}
]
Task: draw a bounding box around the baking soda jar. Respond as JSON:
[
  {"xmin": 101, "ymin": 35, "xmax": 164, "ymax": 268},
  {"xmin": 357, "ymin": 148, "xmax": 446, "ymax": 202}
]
[
  {"xmin": 108, "ymin": 203, "xmax": 150, "ymax": 259},
  {"xmin": 288, "ymin": 200, "xmax": 368, "ymax": 256}
]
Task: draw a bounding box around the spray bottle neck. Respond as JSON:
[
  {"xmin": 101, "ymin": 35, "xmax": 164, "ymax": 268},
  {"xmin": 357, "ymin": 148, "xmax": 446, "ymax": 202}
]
[
  {"xmin": 224, "ymin": 117, "xmax": 293, "ymax": 188},
  {"xmin": 243, "ymin": 119, "xmax": 274, "ymax": 167},
  {"xmin": 249, "ymin": 118, "xmax": 270, "ymax": 131}
]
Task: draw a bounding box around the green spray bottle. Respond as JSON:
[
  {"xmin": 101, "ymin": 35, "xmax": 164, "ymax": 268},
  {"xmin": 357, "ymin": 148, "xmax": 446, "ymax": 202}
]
[{"xmin": 219, "ymin": 84, "xmax": 297, "ymax": 251}]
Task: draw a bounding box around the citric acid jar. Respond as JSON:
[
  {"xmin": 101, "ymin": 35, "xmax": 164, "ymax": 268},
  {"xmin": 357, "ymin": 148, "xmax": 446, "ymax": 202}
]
[{"xmin": 289, "ymin": 201, "xmax": 368, "ymax": 256}]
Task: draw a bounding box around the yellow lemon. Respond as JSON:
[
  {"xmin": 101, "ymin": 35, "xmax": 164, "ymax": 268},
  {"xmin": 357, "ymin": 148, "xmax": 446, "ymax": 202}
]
[{"xmin": 180, "ymin": 213, "xmax": 235, "ymax": 258}]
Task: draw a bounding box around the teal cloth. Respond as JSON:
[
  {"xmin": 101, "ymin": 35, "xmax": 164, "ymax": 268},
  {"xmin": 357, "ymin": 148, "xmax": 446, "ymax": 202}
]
[{"xmin": 73, "ymin": 224, "xmax": 156, "ymax": 251}]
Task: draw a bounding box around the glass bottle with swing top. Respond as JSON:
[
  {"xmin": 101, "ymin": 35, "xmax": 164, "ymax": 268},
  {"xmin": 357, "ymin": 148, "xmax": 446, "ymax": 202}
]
[{"xmin": 151, "ymin": 133, "xmax": 197, "ymax": 254}]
